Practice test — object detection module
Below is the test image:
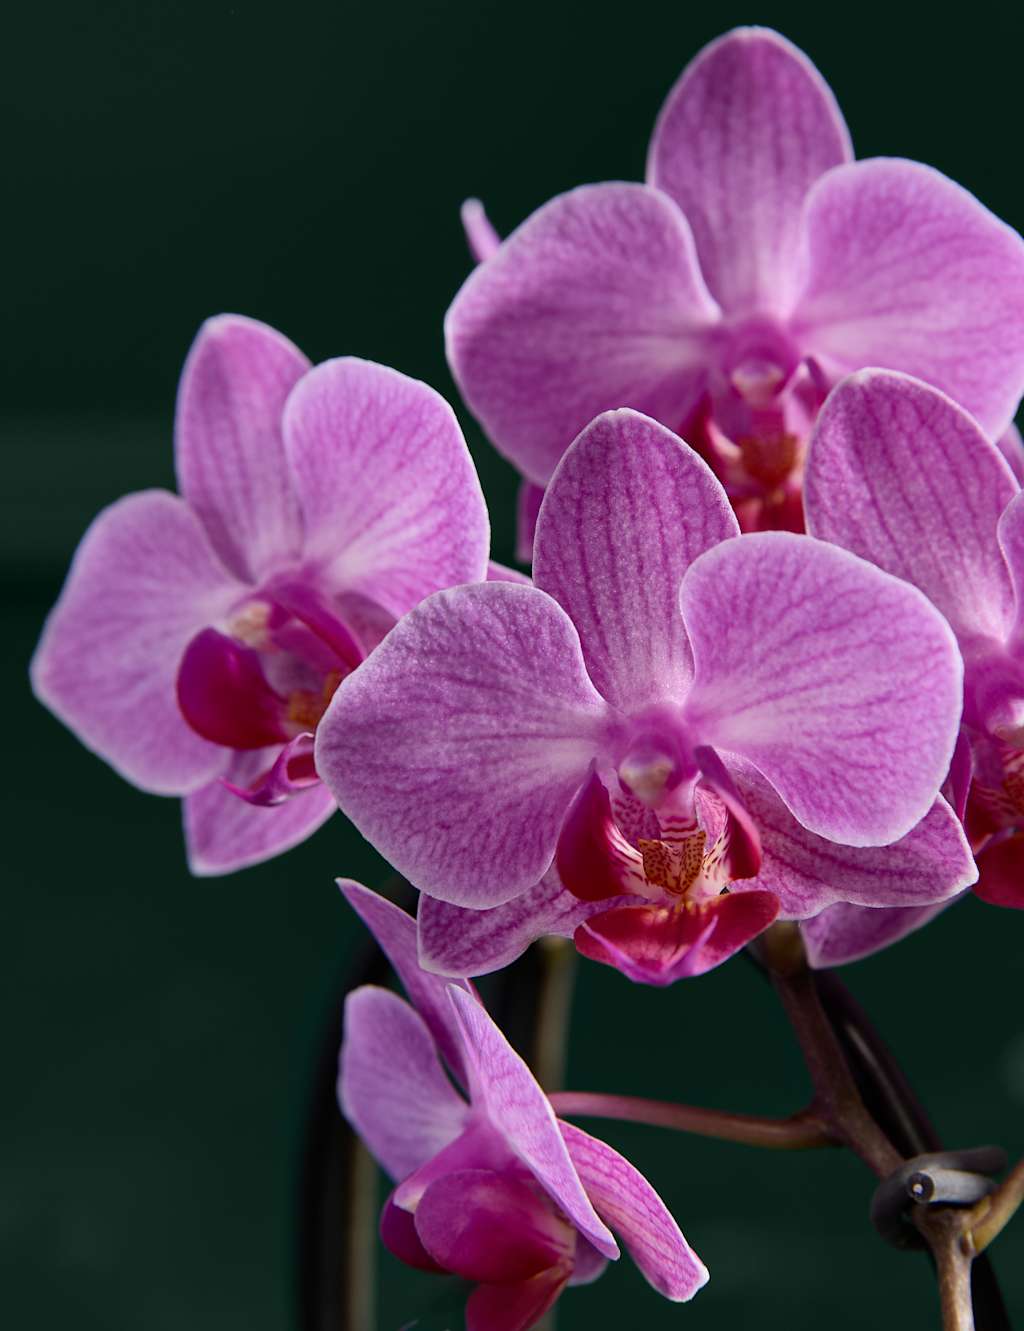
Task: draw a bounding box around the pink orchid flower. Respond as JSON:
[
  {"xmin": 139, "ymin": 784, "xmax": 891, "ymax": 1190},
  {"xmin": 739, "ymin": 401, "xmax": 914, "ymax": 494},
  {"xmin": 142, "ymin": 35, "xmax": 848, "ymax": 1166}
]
[
  {"xmin": 317, "ymin": 409, "xmax": 971, "ymax": 986},
  {"xmin": 339, "ymin": 881, "xmax": 706, "ymax": 1330},
  {"xmin": 31, "ymin": 316, "xmax": 489, "ymax": 874},
  {"xmin": 447, "ymin": 27, "xmax": 1024, "ymax": 541},
  {"xmin": 805, "ymin": 367, "xmax": 1024, "ymax": 918}
]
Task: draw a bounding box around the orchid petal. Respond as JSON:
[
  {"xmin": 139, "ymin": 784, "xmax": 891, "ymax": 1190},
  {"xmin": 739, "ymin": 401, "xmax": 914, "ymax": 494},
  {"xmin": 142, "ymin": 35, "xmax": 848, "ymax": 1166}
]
[
  {"xmin": 974, "ymin": 832, "xmax": 1024, "ymax": 909},
  {"xmin": 418, "ymin": 870, "xmax": 631, "ymax": 978},
  {"xmin": 447, "ymin": 986, "xmax": 618, "ymax": 1258},
  {"xmin": 568, "ymin": 1236, "xmax": 609, "ymax": 1286},
  {"xmin": 729, "ymin": 762, "xmax": 977, "ymax": 917},
  {"xmin": 184, "ymin": 755, "xmax": 335, "ymax": 875},
  {"xmin": 379, "ymin": 1193, "xmax": 445, "ymax": 1272},
  {"xmin": 338, "ymin": 986, "xmax": 468, "ymax": 1182},
  {"xmin": 446, "ymin": 182, "xmax": 720, "ymax": 486},
  {"xmin": 556, "ymin": 770, "xmax": 647, "ymax": 903},
  {"xmin": 174, "ymin": 315, "xmax": 309, "ymax": 581},
  {"xmin": 316, "ymin": 583, "xmax": 611, "ymax": 907},
  {"xmin": 694, "ymin": 746, "xmax": 762, "ymax": 881},
  {"xmin": 176, "ymin": 627, "xmax": 289, "ymax": 750},
  {"xmin": 340, "ymin": 880, "xmax": 472, "ymax": 1087},
  {"xmin": 487, "ymin": 559, "xmax": 532, "ymax": 585},
  {"xmin": 517, "ymin": 480, "xmax": 545, "ymax": 564},
  {"xmin": 533, "ymin": 410, "xmax": 738, "ymax": 711},
  {"xmin": 805, "ymin": 370, "xmax": 1018, "ymax": 640},
  {"xmin": 648, "ymin": 26, "xmax": 851, "ymax": 314},
  {"xmin": 467, "ymin": 1270, "xmax": 569, "ymax": 1331},
  {"xmin": 31, "ymin": 491, "xmax": 240, "ymax": 796},
  {"xmin": 462, "ymin": 198, "xmax": 501, "ymax": 263},
  {"xmin": 560, "ymin": 1121, "xmax": 709, "ymax": 1300},
  {"xmin": 794, "ymin": 159, "xmax": 1024, "ymax": 439},
  {"xmin": 282, "ymin": 357, "xmax": 489, "ymax": 618},
  {"xmin": 682, "ymin": 532, "xmax": 963, "ymax": 846},
  {"xmin": 801, "ymin": 896, "xmax": 961, "ymax": 968},
  {"xmin": 575, "ymin": 894, "xmax": 778, "ymax": 985},
  {"xmin": 995, "ymin": 423, "xmax": 1024, "ymax": 485},
  {"xmin": 414, "ymin": 1169, "xmax": 572, "ymax": 1282},
  {"xmin": 998, "ymin": 492, "xmax": 1024, "ymax": 642}
]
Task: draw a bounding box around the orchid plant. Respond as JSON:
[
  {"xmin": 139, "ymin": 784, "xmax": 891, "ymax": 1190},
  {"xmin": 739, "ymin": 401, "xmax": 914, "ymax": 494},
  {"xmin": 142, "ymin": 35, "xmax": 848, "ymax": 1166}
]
[{"xmin": 30, "ymin": 24, "xmax": 1024, "ymax": 1331}]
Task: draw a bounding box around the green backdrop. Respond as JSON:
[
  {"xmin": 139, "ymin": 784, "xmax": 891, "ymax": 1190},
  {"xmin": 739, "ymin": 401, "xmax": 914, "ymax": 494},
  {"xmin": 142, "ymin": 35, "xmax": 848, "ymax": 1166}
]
[{"xmin": 6, "ymin": 2, "xmax": 1024, "ymax": 1326}]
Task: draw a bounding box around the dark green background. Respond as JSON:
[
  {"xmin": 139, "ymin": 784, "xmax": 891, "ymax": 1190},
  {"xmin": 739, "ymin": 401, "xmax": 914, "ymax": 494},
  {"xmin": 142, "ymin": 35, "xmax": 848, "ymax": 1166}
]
[{"xmin": 7, "ymin": 2, "xmax": 1024, "ymax": 1327}]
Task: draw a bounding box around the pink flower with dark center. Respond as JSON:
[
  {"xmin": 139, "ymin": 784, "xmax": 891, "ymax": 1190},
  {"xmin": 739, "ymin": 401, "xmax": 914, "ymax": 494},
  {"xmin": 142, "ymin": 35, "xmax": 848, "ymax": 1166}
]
[
  {"xmin": 447, "ymin": 27, "xmax": 1024, "ymax": 541},
  {"xmin": 339, "ymin": 881, "xmax": 706, "ymax": 1330},
  {"xmin": 318, "ymin": 409, "xmax": 971, "ymax": 986},
  {"xmin": 31, "ymin": 316, "xmax": 489, "ymax": 874},
  {"xmin": 805, "ymin": 367, "xmax": 1024, "ymax": 921}
]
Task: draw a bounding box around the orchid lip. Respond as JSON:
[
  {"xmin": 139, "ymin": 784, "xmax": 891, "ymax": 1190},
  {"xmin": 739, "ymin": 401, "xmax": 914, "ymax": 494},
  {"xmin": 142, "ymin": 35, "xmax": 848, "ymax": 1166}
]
[{"xmin": 175, "ymin": 584, "xmax": 368, "ymax": 791}]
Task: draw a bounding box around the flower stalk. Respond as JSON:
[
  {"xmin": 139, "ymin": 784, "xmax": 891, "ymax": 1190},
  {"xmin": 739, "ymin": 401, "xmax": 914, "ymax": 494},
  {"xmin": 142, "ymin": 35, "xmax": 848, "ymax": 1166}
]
[{"xmin": 548, "ymin": 1093, "xmax": 833, "ymax": 1151}]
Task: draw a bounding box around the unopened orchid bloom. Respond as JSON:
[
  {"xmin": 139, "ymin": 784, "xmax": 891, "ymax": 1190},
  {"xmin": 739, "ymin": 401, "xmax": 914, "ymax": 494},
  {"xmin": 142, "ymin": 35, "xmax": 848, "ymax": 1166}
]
[
  {"xmin": 339, "ymin": 881, "xmax": 706, "ymax": 1329},
  {"xmin": 447, "ymin": 27, "xmax": 1024, "ymax": 540},
  {"xmin": 805, "ymin": 368, "xmax": 1024, "ymax": 911},
  {"xmin": 317, "ymin": 409, "xmax": 969, "ymax": 985},
  {"xmin": 31, "ymin": 316, "xmax": 489, "ymax": 874}
]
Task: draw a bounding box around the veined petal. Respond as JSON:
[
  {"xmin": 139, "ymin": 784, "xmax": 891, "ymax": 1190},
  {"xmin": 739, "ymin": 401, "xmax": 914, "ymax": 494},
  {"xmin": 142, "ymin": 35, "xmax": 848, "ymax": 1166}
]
[
  {"xmin": 794, "ymin": 159, "xmax": 1024, "ymax": 439},
  {"xmin": 338, "ymin": 986, "xmax": 469, "ymax": 1182},
  {"xmin": 446, "ymin": 182, "xmax": 721, "ymax": 486},
  {"xmin": 533, "ymin": 410, "xmax": 737, "ymax": 711},
  {"xmin": 414, "ymin": 1169, "xmax": 573, "ymax": 1282},
  {"xmin": 31, "ymin": 491, "xmax": 241, "ymax": 796},
  {"xmin": 805, "ymin": 371, "xmax": 1018, "ymax": 641},
  {"xmin": 341, "ymin": 880, "xmax": 472, "ymax": 1087},
  {"xmin": 560, "ymin": 1121, "xmax": 708, "ymax": 1301},
  {"xmin": 174, "ymin": 315, "xmax": 310, "ymax": 581},
  {"xmin": 995, "ymin": 423, "xmax": 1024, "ymax": 485},
  {"xmin": 681, "ymin": 532, "xmax": 963, "ymax": 847},
  {"xmin": 447, "ymin": 987, "xmax": 618, "ymax": 1259},
  {"xmin": 417, "ymin": 870, "xmax": 631, "ymax": 978},
  {"xmin": 282, "ymin": 357, "xmax": 489, "ymax": 618},
  {"xmin": 316, "ymin": 583, "xmax": 611, "ymax": 907},
  {"xmin": 801, "ymin": 896, "xmax": 961, "ymax": 968},
  {"xmin": 998, "ymin": 492, "xmax": 1024, "ymax": 643},
  {"xmin": 184, "ymin": 755, "xmax": 336, "ymax": 875},
  {"xmin": 648, "ymin": 26, "xmax": 851, "ymax": 315},
  {"xmin": 730, "ymin": 761, "xmax": 977, "ymax": 917}
]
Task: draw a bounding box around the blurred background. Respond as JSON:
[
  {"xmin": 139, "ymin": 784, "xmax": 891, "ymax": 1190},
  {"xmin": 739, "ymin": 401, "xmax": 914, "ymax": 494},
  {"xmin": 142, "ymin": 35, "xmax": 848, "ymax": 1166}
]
[{"xmin": 6, "ymin": 1, "xmax": 1024, "ymax": 1326}]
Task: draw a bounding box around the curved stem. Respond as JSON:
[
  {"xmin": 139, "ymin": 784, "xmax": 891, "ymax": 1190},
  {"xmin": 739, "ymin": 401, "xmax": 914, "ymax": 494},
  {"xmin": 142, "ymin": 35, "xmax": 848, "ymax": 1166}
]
[
  {"xmin": 549, "ymin": 1091, "xmax": 834, "ymax": 1150},
  {"xmin": 766, "ymin": 952, "xmax": 902, "ymax": 1176},
  {"xmin": 968, "ymin": 1158, "xmax": 1024, "ymax": 1255}
]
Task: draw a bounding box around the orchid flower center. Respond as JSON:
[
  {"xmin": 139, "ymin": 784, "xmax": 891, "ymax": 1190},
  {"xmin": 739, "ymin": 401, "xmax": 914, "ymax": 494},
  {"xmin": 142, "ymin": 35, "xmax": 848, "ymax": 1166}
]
[
  {"xmin": 683, "ymin": 318, "xmax": 825, "ymax": 529},
  {"xmin": 175, "ymin": 582, "xmax": 371, "ymax": 756}
]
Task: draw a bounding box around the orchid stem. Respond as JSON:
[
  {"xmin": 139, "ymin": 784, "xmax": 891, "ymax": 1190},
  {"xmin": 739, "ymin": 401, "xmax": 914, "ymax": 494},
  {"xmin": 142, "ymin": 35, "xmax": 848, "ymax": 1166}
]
[
  {"xmin": 933, "ymin": 1216, "xmax": 976, "ymax": 1331},
  {"xmin": 548, "ymin": 1091, "xmax": 834, "ymax": 1150},
  {"xmin": 968, "ymin": 1158, "xmax": 1024, "ymax": 1255},
  {"xmin": 756, "ymin": 923, "xmax": 1009, "ymax": 1331}
]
